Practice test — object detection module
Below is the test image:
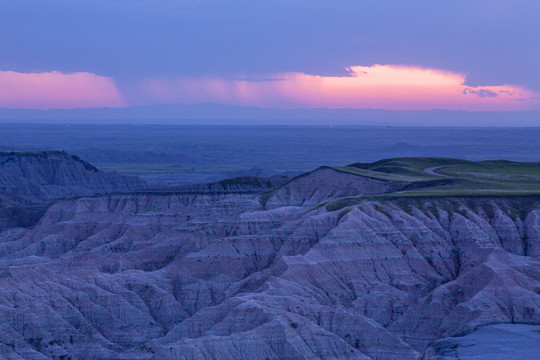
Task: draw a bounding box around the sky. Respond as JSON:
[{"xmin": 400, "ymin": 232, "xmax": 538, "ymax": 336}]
[{"xmin": 1, "ymin": 0, "xmax": 540, "ymax": 112}]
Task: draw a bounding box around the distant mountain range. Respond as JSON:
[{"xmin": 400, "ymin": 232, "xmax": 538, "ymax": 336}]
[{"xmin": 0, "ymin": 103, "xmax": 539, "ymax": 126}]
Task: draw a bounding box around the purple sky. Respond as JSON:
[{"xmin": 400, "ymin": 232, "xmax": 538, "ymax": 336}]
[{"xmin": 1, "ymin": 0, "xmax": 539, "ymax": 113}]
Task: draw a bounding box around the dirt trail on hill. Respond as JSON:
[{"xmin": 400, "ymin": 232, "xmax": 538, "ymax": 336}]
[{"xmin": 423, "ymin": 165, "xmax": 459, "ymax": 177}]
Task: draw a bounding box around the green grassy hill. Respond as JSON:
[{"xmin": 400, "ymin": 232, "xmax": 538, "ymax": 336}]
[
  {"xmin": 335, "ymin": 157, "xmax": 540, "ymax": 195},
  {"xmin": 260, "ymin": 157, "xmax": 540, "ymax": 210}
]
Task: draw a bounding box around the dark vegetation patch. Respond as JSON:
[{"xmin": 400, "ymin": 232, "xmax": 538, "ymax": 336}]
[
  {"xmin": 325, "ymin": 198, "xmax": 367, "ymax": 212},
  {"xmin": 70, "ymin": 154, "xmax": 99, "ymax": 172},
  {"xmin": 217, "ymin": 176, "xmax": 272, "ymax": 189},
  {"xmin": 0, "ymin": 151, "xmax": 99, "ymax": 172},
  {"xmin": 337, "ymin": 207, "xmax": 353, "ymax": 222},
  {"xmin": 0, "ymin": 150, "xmax": 66, "ymax": 165},
  {"xmin": 0, "ymin": 206, "xmax": 48, "ymax": 229},
  {"xmin": 0, "ymin": 150, "xmax": 67, "ymax": 158},
  {"xmin": 399, "ymin": 178, "xmax": 465, "ymax": 191},
  {"xmin": 373, "ymin": 203, "xmax": 393, "ymax": 218}
]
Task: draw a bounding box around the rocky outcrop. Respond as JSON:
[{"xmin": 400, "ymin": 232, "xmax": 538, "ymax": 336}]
[
  {"xmin": 0, "ymin": 151, "xmax": 147, "ymax": 229},
  {"xmin": 263, "ymin": 167, "xmax": 401, "ymax": 207},
  {"xmin": 0, "ymin": 151, "xmax": 146, "ymax": 204},
  {"xmin": 0, "ymin": 191, "xmax": 538, "ymax": 359},
  {"xmin": 166, "ymin": 175, "xmax": 290, "ymax": 194}
]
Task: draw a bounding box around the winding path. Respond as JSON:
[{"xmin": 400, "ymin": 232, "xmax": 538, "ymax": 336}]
[{"xmin": 422, "ymin": 165, "xmax": 456, "ymax": 177}]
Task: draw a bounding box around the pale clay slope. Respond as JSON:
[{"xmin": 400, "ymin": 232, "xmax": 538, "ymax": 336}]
[{"xmin": 0, "ymin": 187, "xmax": 538, "ymax": 359}]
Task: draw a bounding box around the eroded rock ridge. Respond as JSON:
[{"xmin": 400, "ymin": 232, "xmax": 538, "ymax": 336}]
[{"xmin": 0, "ymin": 156, "xmax": 538, "ymax": 359}]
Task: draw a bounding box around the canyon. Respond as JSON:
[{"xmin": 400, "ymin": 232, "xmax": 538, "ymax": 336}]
[{"xmin": 0, "ymin": 152, "xmax": 539, "ymax": 359}]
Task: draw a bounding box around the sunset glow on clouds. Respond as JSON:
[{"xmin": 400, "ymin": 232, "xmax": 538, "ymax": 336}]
[
  {"xmin": 0, "ymin": 70, "xmax": 125, "ymax": 109},
  {"xmin": 1, "ymin": 65, "xmax": 538, "ymax": 111},
  {"xmin": 136, "ymin": 65, "xmax": 539, "ymax": 111}
]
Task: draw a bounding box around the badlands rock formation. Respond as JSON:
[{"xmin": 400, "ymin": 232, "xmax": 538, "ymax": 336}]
[
  {"xmin": 170, "ymin": 175, "xmax": 289, "ymax": 194},
  {"xmin": 0, "ymin": 151, "xmax": 146, "ymax": 203},
  {"xmin": 0, "ymin": 151, "xmax": 146, "ymax": 229},
  {"xmin": 263, "ymin": 167, "xmax": 401, "ymax": 207},
  {"xmin": 0, "ymin": 158, "xmax": 538, "ymax": 359}
]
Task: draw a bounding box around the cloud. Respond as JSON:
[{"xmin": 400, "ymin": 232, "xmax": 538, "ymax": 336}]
[
  {"xmin": 132, "ymin": 65, "xmax": 540, "ymax": 111},
  {"xmin": 3, "ymin": 0, "xmax": 540, "ymax": 93},
  {"xmin": 2, "ymin": 65, "xmax": 537, "ymax": 111},
  {"xmin": 463, "ymin": 88, "xmax": 499, "ymax": 97},
  {"xmin": 0, "ymin": 70, "xmax": 125, "ymax": 109}
]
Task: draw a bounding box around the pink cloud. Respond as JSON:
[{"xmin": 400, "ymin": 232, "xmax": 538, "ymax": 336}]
[
  {"xmin": 3, "ymin": 65, "xmax": 538, "ymax": 111},
  {"xmin": 0, "ymin": 70, "xmax": 125, "ymax": 109},
  {"xmin": 135, "ymin": 65, "xmax": 540, "ymax": 111}
]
